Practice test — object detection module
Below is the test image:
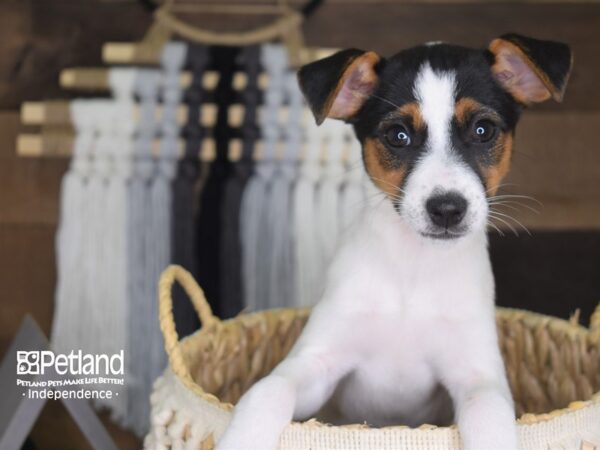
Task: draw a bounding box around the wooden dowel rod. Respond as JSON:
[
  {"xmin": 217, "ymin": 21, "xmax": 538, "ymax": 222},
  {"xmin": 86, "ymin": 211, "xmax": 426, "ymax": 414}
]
[
  {"xmin": 59, "ymin": 69, "xmax": 109, "ymax": 91},
  {"xmin": 22, "ymin": 102, "xmax": 220, "ymax": 127},
  {"xmin": 15, "ymin": 132, "xmax": 310, "ymax": 163},
  {"xmin": 21, "ymin": 101, "xmax": 72, "ymax": 125},
  {"xmin": 59, "ymin": 68, "xmax": 191, "ymax": 91},
  {"xmin": 59, "ymin": 68, "xmax": 268, "ymax": 92},
  {"xmin": 104, "ymin": 39, "xmax": 338, "ymax": 66},
  {"xmin": 17, "ymin": 133, "xmax": 74, "ymax": 158},
  {"xmin": 21, "ymin": 101, "xmax": 303, "ymax": 129},
  {"xmin": 16, "ymin": 133, "xmax": 214, "ymax": 161}
]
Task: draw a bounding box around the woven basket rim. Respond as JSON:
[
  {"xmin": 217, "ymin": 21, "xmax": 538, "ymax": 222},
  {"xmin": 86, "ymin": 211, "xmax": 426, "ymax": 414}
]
[{"xmin": 159, "ymin": 265, "xmax": 600, "ymax": 430}]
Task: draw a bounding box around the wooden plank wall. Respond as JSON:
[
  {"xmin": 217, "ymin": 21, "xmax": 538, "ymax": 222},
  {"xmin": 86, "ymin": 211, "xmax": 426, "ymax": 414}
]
[{"xmin": 0, "ymin": 1, "xmax": 598, "ymax": 448}]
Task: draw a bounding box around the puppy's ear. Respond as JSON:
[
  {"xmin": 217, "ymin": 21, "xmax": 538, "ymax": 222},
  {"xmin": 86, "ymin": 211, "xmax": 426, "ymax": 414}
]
[
  {"xmin": 298, "ymin": 49, "xmax": 382, "ymax": 125},
  {"xmin": 489, "ymin": 33, "xmax": 573, "ymax": 104}
]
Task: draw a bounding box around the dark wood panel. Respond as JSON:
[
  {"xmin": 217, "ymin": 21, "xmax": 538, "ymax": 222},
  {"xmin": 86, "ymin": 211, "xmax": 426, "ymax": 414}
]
[
  {"xmin": 0, "ymin": 112, "xmax": 68, "ymax": 225},
  {"xmin": 0, "ymin": 159, "xmax": 67, "ymax": 225},
  {"xmin": 29, "ymin": 403, "xmax": 140, "ymax": 450},
  {"xmin": 490, "ymin": 231, "xmax": 600, "ymax": 326},
  {"xmin": 1, "ymin": 1, "xmax": 600, "ymax": 111},
  {"xmin": 0, "ymin": 224, "xmax": 56, "ymax": 356},
  {"xmin": 0, "ymin": 0, "xmax": 150, "ymax": 109},
  {"xmin": 507, "ymin": 112, "xmax": 600, "ymax": 200},
  {"xmin": 300, "ymin": 2, "xmax": 600, "ymax": 112}
]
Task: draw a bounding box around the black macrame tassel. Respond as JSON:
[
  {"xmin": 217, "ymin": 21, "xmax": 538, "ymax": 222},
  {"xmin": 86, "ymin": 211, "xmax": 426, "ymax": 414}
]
[
  {"xmin": 219, "ymin": 46, "xmax": 261, "ymax": 318},
  {"xmin": 171, "ymin": 44, "xmax": 210, "ymax": 336},
  {"xmin": 194, "ymin": 46, "xmax": 241, "ymax": 317}
]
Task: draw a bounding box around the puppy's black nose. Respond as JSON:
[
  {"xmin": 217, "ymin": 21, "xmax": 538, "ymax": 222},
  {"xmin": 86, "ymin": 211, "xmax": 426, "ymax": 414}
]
[{"xmin": 426, "ymin": 193, "xmax": 468, "ymax": 228}]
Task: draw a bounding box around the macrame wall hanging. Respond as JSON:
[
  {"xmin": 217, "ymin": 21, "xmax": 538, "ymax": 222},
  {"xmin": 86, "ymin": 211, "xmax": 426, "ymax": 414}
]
[{"xmin": 26, "ymin": 0, "xmax": 344, "ymax": 439}]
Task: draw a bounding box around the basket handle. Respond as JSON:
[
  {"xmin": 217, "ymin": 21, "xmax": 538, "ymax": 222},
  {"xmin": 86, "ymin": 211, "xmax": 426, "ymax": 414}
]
[{"xmin": 158, "ymin": 265, "xmax": 220, "ymax": 381}]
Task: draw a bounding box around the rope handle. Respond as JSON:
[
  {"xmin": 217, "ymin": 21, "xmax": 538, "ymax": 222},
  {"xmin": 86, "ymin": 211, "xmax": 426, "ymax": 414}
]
[
  {"xmin": 154, "ymin": 6, "xmax": 303, "ymax": 47},
  {"xmin": 589, "ymin": 302, "xmax": 600, "ymax": 344},
  {"xmin": 158, "ymin": 265, "xmax": 220, "ymax": 381}
]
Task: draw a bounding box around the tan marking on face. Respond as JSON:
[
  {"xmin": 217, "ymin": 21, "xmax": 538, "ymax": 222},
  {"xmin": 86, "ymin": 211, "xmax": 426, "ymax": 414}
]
[
  {"xmin": 397, "ymin": 102, "xmax": 425, "ymax": 131},
  {"xmin": 455, "ymin": 97, "xmax": 483, "ymax": 126},
  {"xmin": 482, "ymin": 133, "xmax": 514, "ymax": 195},
  {"xmin": 363, "ymin": 138, "xmax": 406, "ymax": 197}
]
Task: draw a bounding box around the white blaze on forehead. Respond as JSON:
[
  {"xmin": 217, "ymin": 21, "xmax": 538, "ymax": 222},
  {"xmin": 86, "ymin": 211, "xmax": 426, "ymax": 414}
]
[{"xmin": 413, "ymin": 64, "xmax": 456, "ymax": 154}]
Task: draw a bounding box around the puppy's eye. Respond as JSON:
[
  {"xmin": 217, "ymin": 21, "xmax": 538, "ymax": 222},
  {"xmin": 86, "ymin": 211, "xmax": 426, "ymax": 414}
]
[
  {"xmin": 384, "ymin": 124, "xmax": 412, "ymax": 148},
  {"xmin": 471, "ymin": 120, "xmax": 496, "ymax": 143}
]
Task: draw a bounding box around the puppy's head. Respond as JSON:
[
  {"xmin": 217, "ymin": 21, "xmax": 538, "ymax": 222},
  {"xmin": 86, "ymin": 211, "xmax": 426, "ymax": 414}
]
[{"xmin": 298, "ymin": 34, "xmax": 572, "ymax": 240}]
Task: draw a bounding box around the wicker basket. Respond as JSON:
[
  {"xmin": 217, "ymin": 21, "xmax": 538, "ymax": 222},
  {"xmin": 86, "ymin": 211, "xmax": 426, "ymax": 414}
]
[{"xmin": 145, "ymin": 265, "xmax": 600, "ymax": 450}]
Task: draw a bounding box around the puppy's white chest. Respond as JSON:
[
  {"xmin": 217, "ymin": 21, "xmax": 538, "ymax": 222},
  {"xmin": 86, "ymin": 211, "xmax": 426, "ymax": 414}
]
[{"xmin": 330, "ymin": 315, "xmax": 452, "ymax": 427}]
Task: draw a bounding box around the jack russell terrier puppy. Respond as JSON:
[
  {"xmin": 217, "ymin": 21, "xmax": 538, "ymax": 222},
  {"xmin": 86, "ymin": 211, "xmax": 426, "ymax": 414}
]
[{"xmin": 217, "ymin": 34, "xmax": 573, "ymax": 450}]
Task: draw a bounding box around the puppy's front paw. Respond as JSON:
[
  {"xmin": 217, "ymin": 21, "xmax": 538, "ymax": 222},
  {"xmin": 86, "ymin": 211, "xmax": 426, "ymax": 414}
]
[
  {"xmin": 215, "ymin": 428, "xmax": 278, "ymax": 450},
  {"xmin": 216, "ymin": 375, "xmax": 296, "ymax": 450},
  {"xmin": 463, "ymin": 429, "xmax": 519, "ymax": 450}
]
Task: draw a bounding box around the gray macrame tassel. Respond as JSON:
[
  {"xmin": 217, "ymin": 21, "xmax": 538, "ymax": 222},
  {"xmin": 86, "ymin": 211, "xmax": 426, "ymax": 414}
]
[
  {"xmin": 266, "ymin": 70, "xmax": 303, "ymax": 308},
  {"xmin": 240, "ymin": 44, "xmax": 287, "ymax": 311},
  {"xmin": 292, "ymin": 115, "xmax": 323, "ymax": 307},
  {"xmin": 126, "ymin": 68, "xmax": 161, "ymax": 434}
]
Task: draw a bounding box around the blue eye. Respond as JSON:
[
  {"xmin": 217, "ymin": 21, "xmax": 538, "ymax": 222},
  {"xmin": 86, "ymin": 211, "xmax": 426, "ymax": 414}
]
[
  {"xmin": 384, "ymin": 124, "xmax": 412, "ymax": 148},
  {"xmin": 471, "ymin": 120, "xmax": 496, "ymax": 143}
]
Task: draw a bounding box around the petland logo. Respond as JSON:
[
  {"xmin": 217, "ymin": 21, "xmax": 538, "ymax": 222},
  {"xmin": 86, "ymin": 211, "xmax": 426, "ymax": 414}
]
[{"xmin": 17, "ymin": 350, "xmax": 124, "ymax": 376}]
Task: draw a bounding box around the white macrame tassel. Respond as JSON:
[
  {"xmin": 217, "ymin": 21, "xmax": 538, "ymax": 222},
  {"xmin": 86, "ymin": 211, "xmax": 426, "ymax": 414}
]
[
  {"xmin": 265, "ymin": 70, "xmax": 302, "ymax": 308},
  {"xmin": 127, "ymin": 68, "xmax": 161, "ymax": 434},
  {"xmin": 292, "ymin": 113, "xmax": 323, "ymax": 307},
  {"xmin": 315, "ymin": 120, "xmax": 347, "ymax": 270},
  {"xmin": 340, "ymin": 130, "xmax": 367, "ymax": 234},
  {"xmin": 51, "ymin": 100, "xmax": 96, "ymax": 355},
  {"xmin": 79, "ymin": 100, "xmax": 114, "ymax": 403},
  {"xmin": 240, "ymin": 44, "xmax": 287, "ymax": 311},
  {"xmin": 102, "ymin": 68, "xmax": 137, "ymax": 421}
]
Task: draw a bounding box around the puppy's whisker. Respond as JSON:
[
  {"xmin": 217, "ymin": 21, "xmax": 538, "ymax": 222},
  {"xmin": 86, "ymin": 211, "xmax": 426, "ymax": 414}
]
[
  {"xmin": 364, "ymin": 191, "xmax": 388, "ymax": 202},
  {"xmin": 369, "ymin": 94, "xmax": 402, "ymax": 110},
  {"xmin": 355, "ymin": 89, "xmax": 403, "ymax": 110},
  {"xmin": 486, "ymin": 220, "xmax": 505, "ymax": 237},
  {"xmin": 488, "ymin": 202, "xmax": 522, "ymax": 214},
  {"xmin": 487, "ymin": 194, "xmax": 543, "ymax": 207},
  {"xmin": 491, "ymin": 210, "xmax": 532, "ymax": 237},
  {"xmin": 484, "ymin": 183, "xmax": 519, "ymax": 195},
  {"xmin": 488, "ymin": 200, "xmax": 540, "ymax": 215},
  {"xmin": 368, "ymin": 176, "xmax": 407, "ymax": 195},
  {"xmin": 488, "ymin": 212, "xmax": 519, "ymax": 237}
]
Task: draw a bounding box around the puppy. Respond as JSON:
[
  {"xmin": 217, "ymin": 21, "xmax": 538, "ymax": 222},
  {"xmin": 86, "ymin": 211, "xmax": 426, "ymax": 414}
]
[{"xmin": 217, "ymin": 34, "xmax": 572, "ymax": 450}]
